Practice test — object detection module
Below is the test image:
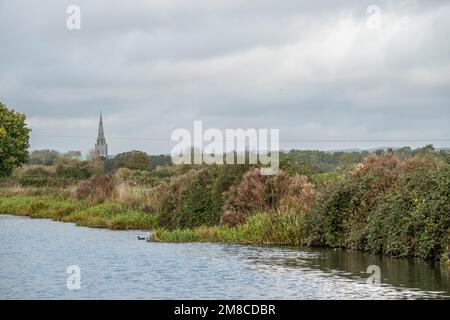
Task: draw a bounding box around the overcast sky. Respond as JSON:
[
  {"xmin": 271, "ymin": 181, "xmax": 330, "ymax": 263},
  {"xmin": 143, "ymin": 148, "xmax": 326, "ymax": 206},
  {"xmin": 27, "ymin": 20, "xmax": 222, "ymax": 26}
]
[{"xmin": 0, "ymin": 0, "xmax": 449, "ymax": 155}]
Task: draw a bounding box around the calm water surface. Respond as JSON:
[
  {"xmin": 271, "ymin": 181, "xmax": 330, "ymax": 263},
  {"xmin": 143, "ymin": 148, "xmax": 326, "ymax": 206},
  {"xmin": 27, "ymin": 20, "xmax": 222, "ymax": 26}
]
[{"xmin": 0, "ymin": 214, "xmax": 448, "ymax": 299}]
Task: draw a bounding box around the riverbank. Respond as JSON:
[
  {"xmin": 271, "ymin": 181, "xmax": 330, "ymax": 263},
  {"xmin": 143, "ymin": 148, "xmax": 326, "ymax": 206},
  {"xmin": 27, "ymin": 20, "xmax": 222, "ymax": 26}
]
[
  {"xmin": 3, "ymin": 214, "xmax": 448, "ymax": 299},
  {"xmin": 149, "ymin": 214, "xmax": 450, "ymax": 265},
  {"xmin": 0, "ymin": 196, "xmax": 157, "ymax": 229},
  {"xmin": 1, "ymin": 152, "xmax": 449, "ymax": 262},
  {"xmin": 1, "ymin": 193, "xmax": 449, "ymax": 263},
  {"xmin": 151, "ymin": 154, "xmax": 450, "ymax": 262},
  {"xmin": 150, "ymin": 211, "xmax": 304, "ymax": 246}
]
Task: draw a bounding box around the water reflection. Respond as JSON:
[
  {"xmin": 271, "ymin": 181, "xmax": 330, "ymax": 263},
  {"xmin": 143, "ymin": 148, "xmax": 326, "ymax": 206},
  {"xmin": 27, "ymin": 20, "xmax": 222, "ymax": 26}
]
[
  {"xmin": 232, "ymin": 245, "xmax": 450, "ymax": 298},
  {"xmin": 1, "ymin": 214, "xmax": 449, "ymax": 299}
]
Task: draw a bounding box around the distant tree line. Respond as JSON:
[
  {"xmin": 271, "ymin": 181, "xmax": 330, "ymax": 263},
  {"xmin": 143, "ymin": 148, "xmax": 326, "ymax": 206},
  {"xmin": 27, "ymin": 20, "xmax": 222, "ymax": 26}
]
[
  {"xmin": 19, "ymin": 144, "xmax": 447, "ymax": 185},
  {"xmin": 26, "ymin": 149, "xmax": 173, "ymax": 172}
]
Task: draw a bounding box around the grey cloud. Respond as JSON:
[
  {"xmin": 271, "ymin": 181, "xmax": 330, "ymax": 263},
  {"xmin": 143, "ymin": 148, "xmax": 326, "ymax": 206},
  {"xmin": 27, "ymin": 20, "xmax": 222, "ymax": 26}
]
[{"xmin": 0, "ymin": 0, "xmax": 449, "ymax": 154}]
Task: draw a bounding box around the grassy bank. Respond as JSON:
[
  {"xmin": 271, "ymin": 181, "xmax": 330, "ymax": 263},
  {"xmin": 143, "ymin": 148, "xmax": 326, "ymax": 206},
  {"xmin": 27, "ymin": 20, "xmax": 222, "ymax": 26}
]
[
  {"xmin": 0, "ymin": 196, "xmax": 157, "ymax": 230},
  {"xmin": 1, "ymin": 149, "xmax": 448, "ymax": 262},
  {"xmin": 151, "ymin": 211, "xmax": 305, "ymax": 245}
]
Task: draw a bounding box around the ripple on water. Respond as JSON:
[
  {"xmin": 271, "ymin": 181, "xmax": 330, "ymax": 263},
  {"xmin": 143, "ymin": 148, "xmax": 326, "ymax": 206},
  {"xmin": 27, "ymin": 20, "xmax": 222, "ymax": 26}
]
[{"xmin": 0, "ymin": 214, "xmax": 449, "ymax": 299}]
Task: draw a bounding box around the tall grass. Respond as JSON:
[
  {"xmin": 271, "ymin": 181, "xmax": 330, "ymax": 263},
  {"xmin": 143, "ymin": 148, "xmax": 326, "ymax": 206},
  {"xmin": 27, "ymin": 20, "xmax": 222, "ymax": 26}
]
[
  {"xmin": 61, "ymin": 202, "xmax": 157, "ymax": 229},
  {"xmin": 0, "ymin": 196, "xmax": 84, "ymax": 218},
  {"xmin": 150, "ymin": 210, "xmax": 305, "ymax": 245},
  {"xmin": 0, "ymin": 196, "xmax": 157, "ymax": 230},
  {"xmin": 0, "ymin": 184, "xmax": 75, "ymax": 198}
]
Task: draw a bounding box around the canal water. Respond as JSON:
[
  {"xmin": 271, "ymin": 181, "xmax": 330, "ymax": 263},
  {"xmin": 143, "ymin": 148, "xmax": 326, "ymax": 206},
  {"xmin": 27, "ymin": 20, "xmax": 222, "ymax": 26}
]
[{"xmin": 0, "ymin": 214, "xmax": 448, "ymax": 299}]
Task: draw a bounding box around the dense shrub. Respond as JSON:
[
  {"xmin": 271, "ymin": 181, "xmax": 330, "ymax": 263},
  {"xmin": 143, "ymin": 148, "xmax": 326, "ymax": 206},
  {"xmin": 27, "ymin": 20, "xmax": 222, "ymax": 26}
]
[
  {"xmin": 73, "ymin": 175, "xmax": 114, "ymax": 204},
  {"xmin": 17, "ymin": 167, "xmax": 51, "ymax": 187},
  {"xmin": 113, "ymin": 151, "xmax": 151, "ymax": 171},
  {"xmin": 275, "ymin": 173, "xmax": 316, "ymax": 213},
  {"xmin": 154, "ymin": 164, "xmax": 250, "ymax": 230},
  {"xmin": 281, "ymin": 149, "xmax": 370, "ymax": 174},
  {"xmin": 113, "ymin": 167, "xmax": 173, "ymax": 186},
  {"xmin": 28, "ymin": 149, "xmax": 60, "ymax": 165},
  {"xmin": 148, "ymin": 154, "xmax": 173, "ymax": 171},
  {"xmin": 221, "ymin": 168, "xmax": 268, "ymax": 226},
  {"xmin": 310, "ymin": 172, "xmax": 344, "ymax": 188},
  {"xmin": 306, "ymin": 154, "xmax": 399, "ymax": 248},
  {"xmin": 157, "ymin": 169, "xmax": 222, "ymax": 229},
  {"xmin": 364, "ymin": 156, "xmax": 450, "ymax": 259},
  {"xmin": 209, "ymin": 163, "xmax": 250, "ymax": 201},
  {"xmin": 56, "ymin": 164, "xmax": 90, "ymax": 179},
  {"xmin": 15, "ymin": 166, "xmax": 77, "ymax": 188},
  {"xmin": 304, "ymin": 154, "xmax": 450, "ymax": 260},
  {"xmin": 220, "ymin": 168, "xmax": 316, "ymax": 226},
  {"xmin": 54, "ymin": 157, "xmax": 104, "ymax": 179},
  {"xmin": 113, "ymin": 180, "xmax": 166, "ymax": 214}
]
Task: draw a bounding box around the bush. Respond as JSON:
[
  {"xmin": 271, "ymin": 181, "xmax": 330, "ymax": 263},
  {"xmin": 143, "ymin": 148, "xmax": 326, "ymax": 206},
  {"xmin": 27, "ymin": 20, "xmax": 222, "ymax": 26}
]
[
  {"xmin": 311, "ymin": 172, "xmax": 343, "ymax": 189},
  {"xmin": 17, "ymin": 167, "xmax": 51, "ymax": 187},
  {"xmin": 15, "ymin": 166, "xmax": 77, "ymax": 188},
  {"xmin": 113, "ymin": 180, "xmax": 165, "ymax": 213},
  {"xmin": 220, "ymin": 168, "xmax": 316, "ymax": 226},
  {"xmin": 73, "ymin": 175, "xmax": 114, "ymax": 204},
  {"xmin": 113, "ymin": 167, "xmax": 173, "ymax": 187},
  {"xmin": 56, "ymin": 164, "xmax": 90, "ymax": 179},
  {"xmin": 365, "ymin": 156, "xmax": 450, "ymax": 259},
  {"xmin": 113, "ymin": 151, "xmax": 151, "ymax": 171},
  {"xmin": 54, "ymin": 158, "xmax": 104, "ymax": 179},
  {"xmin": 221, "ymin": 168, "xmax": 268, "ymax": 226},
  {"xmin": 304, "ymin": 154, "xmax": 450, "ymax": 260},
  {"xmin": 28, "ymin": 149, "xmax": 60, "ymax": 165},
  {"xmin": 305, "ymin": 153, "xmax": 400, "ymax": 248},
  {"xmin": 157, "ymin": 169, "xmax": 222, "ymax": 229}
]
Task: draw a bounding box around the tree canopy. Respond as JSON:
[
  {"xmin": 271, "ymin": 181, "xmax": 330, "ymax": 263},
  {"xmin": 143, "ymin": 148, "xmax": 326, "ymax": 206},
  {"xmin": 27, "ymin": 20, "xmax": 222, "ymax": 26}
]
[
  {"xmin": 113, "ymin": 150, "xmax": 151, "ymax": 170},
  {"xmin": 0, "ymin": 102, "xmax": 31, "ymax": 176},
  {"xmin": 28, "ymin": 149, "xmax": 60, "ymax": 165}
]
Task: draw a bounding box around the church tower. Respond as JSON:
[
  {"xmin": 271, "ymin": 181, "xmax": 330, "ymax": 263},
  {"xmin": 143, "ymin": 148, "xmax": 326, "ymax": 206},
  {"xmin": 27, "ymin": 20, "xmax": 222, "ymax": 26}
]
[{"xmin": 95, "ymin": 112, "xmax": 108, "ymax": 158}]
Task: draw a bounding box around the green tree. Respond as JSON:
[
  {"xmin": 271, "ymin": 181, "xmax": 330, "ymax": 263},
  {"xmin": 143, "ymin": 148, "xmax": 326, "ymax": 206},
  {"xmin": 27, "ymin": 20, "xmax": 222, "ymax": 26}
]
[
  {"xmin": 415, "ymin": 144, "xmax": 435, "ymax": 156},
  {"xmin": 113, "ymin": 150, "xmax": 151, "ymax": 170},
  {"xmin": 148, "ymin": 154, "xmax": 172, "ymax": 171},
  {"xmin": 0, "ymin": 102, "xmax": 31, "ymax": 176},
  {"xmin": 28, "ymin": 149, "xmax": 60, "ymax": 165}
]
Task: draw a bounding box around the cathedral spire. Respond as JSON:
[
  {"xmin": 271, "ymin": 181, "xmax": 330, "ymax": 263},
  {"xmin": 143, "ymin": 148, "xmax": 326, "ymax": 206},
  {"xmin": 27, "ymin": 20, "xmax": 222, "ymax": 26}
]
[
  {"xmin": 95, "ymin": 112, "xmax": 108, "ymax": 158},
  {"xmin": 98, "ymin": 112, "xmax": 105, "ymax": 139}
]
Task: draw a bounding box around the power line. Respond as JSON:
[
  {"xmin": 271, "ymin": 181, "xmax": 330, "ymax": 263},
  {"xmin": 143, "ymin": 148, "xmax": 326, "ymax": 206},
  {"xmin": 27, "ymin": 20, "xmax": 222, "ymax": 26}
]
[
  {"xmin": 280, "ymin": 139, "xmax": 450, "ymax": 143},
  {"xmin": 30, "ymin": 134, "xmax": 450, "ymax": 143}
]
